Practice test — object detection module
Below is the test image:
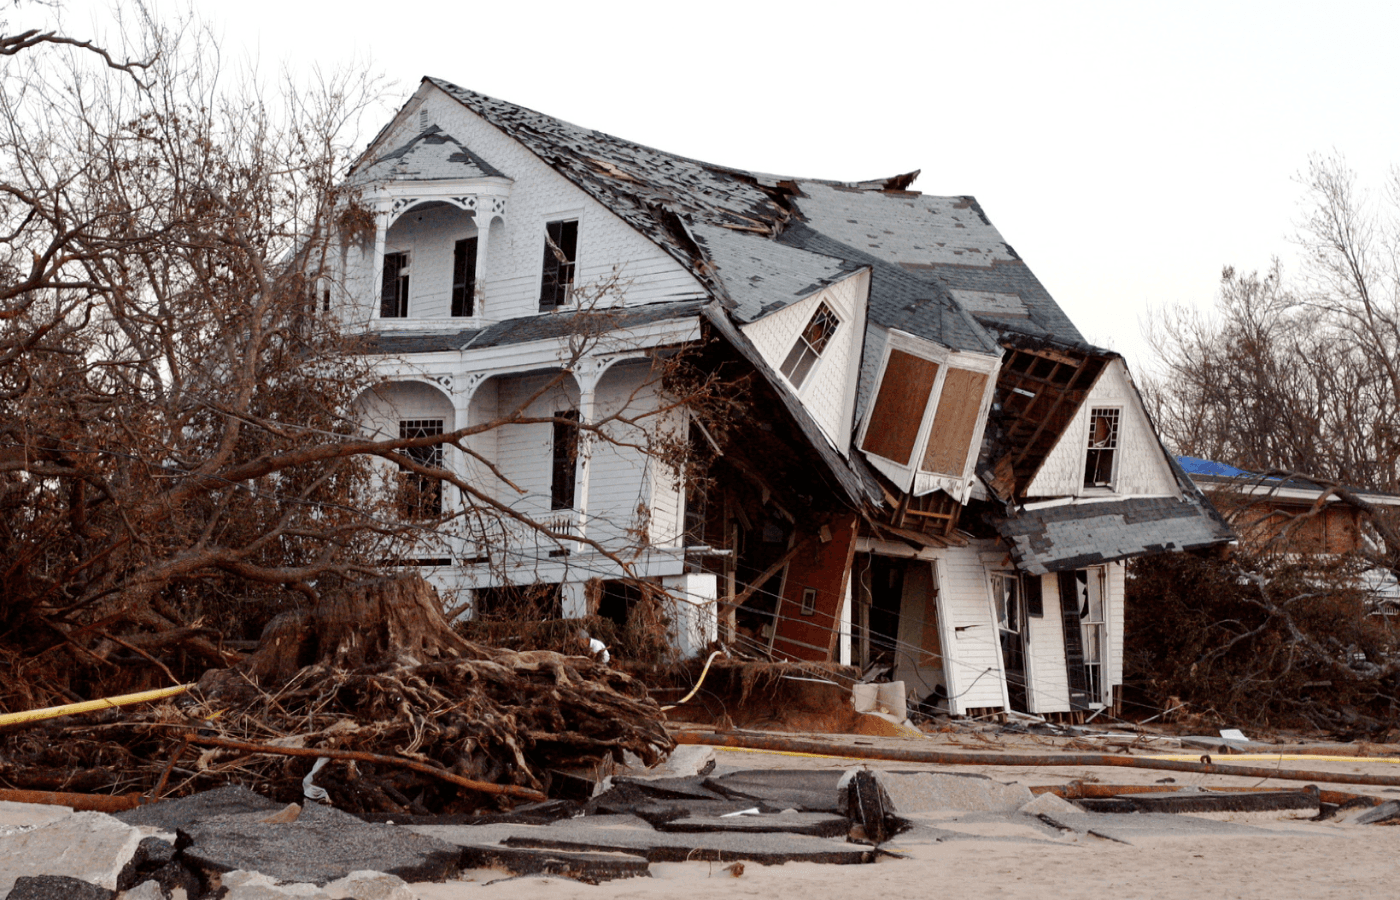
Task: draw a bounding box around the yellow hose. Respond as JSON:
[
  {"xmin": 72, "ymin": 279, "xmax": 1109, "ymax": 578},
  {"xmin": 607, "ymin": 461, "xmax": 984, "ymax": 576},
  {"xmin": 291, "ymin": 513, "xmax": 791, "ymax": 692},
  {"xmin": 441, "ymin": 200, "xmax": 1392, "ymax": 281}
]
[
  {"xmin": 0, "ymin": 683, "xmax": 193, "ymax": 728},
  {"xmin": 662, "ymin": 650, "xmax": 722, "ymax": 711}
]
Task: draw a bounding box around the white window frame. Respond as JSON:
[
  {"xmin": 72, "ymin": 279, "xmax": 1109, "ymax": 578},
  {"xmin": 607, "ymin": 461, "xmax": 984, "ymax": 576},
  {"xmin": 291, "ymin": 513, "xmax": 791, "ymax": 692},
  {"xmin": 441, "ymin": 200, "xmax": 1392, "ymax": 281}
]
[
  {"xmin": 536, "ymin": 210, "xmax": 583, "ymax": 311},
  {"xmin": 779, "ymin": 301, "xmax": 841, "ymax": 391},
  {"xmin": 1080, "ymin": 405, "xmax": 1123, "ymax": 495}
]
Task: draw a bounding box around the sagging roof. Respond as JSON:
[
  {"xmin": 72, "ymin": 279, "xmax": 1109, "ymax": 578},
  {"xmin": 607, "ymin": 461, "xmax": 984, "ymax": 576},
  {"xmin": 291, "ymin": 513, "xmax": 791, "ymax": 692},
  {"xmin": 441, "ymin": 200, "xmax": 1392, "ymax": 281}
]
[
  {"xmin": 421, "ymin": 78, "xmax": 1084, "ymax": 354},
  {"xmin": 351, "ymin": 126, "xmax": 506, "ymax": 184},
  {"xmin": 994, "ymin": 495, "xmax": 1236, "ymax": 575},
  {"xmin": 363, "ymin": 299, "xmax": 707, "ymax": 355}
]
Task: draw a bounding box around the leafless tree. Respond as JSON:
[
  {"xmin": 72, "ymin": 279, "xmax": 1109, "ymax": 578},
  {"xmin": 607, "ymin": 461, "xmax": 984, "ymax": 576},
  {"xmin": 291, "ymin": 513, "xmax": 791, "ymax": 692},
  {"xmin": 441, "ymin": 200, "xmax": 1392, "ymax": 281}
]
[{"xmin": 0, "ymin": 9, "xmax": 726, "ymax": 712}]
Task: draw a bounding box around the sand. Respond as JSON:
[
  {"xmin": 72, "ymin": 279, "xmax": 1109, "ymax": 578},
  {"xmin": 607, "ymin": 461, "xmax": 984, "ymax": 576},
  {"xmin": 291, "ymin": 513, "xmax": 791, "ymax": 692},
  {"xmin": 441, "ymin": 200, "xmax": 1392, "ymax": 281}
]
[{"xmin": 408, "ymin": 742, "xmax": 1400, "ymax": 900}]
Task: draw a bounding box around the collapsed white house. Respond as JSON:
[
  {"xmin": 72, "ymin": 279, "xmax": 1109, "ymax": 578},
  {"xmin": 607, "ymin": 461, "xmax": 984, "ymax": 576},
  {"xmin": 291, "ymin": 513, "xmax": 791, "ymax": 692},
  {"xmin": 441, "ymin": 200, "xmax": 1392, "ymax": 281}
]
[{"xmin": 328, "ymin": 78, "xmax": 1233, "ymax": 719}]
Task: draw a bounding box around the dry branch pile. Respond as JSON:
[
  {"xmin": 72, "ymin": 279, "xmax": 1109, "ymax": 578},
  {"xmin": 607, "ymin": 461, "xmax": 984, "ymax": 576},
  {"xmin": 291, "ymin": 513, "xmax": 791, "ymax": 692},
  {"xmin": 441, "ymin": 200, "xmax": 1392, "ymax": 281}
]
[{"xmin": 0, "ymin": 576, "xmax": 673, "ymax": 813}]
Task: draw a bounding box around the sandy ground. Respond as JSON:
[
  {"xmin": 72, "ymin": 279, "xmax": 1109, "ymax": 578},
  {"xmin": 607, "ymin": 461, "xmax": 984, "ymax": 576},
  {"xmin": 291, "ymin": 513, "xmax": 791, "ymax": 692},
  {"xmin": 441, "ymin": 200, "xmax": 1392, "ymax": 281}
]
[{"xmin": 407, "ymin": 741, "xmax": 1400, "ymax": 900}]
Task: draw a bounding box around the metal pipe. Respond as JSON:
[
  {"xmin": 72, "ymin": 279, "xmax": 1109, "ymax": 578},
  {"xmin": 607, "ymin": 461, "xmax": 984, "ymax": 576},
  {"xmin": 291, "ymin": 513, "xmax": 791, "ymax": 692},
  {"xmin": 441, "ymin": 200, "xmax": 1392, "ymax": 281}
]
[{"xmin": 674, "ymin": 731, "xmax": 1400, "ymax": 789}]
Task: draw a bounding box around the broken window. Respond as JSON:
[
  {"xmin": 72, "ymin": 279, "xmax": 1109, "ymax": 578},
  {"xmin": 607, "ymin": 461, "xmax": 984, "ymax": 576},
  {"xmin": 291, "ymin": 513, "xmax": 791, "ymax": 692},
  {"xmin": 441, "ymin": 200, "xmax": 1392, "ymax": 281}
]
[
  {"xmin": 779, "ymin": 302, "xmax": 840, "ymax": 388},
  {"xmin": 539, "ymin": 220, "xmax": 578, "ymax": 311},
  {"xmin": 381, "ymin": 251, "xmax": 410, "ymax": 318},
  {"xmin": 1059, "ymin": 568, "xmax": 1107, "ymax": 708},
  {"xmin": 993, "ymin": 573, "xmax": 1028, "ymax": 712},
  {"xmin": 451, "ymin": 237, "xmax": 477, "ymax": 317},
  {"xmin": 398, "ymin": 418, "xmax": 443, "ymax": 518},
  {"xmin": 550, "ymin": 410, "xmax": 580, "ymax": 510},
  {"xmin": 800, "ymin": 588, "xmax": 817, "ymax": 616},
  {"xmin": 1084, "ymin": 407, "xmax": 1120, "ymax": 488}
]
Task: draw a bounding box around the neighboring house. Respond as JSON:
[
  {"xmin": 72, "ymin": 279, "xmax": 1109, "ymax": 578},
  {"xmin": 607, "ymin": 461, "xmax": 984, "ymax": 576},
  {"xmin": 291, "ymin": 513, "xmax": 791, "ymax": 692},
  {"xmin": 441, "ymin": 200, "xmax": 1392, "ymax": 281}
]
[
  {"xmin": 332, "ymin": 78, "xmax": 1234, "ymax": 719},
  {"xmin": 1178, "ymin": 456, "xmax": 1400, "ymax": 611}
]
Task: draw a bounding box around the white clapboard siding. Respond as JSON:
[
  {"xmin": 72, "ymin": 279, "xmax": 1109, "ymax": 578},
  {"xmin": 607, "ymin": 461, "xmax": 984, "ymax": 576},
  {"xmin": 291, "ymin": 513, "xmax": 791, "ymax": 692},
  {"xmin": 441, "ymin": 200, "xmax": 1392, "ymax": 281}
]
[
  {"xmin": 739, "ymin": 269, "xmax": 870, "ymax": 454},
  {"xmin": 342, "ymin": 84, "xmax": 709, "ymax": 326},
  {"xmin": 1025, "ymin": 573, "xmax": 1071, "ymax": 713},
  {"xmin": 936, "ymin": 544, "xmax": 1007, "ymax": 714},
  {"xmin": 1025, "ymin": 358, "xmax": 1179, "ymax": 498},
  {"xmin": 1109, "ymin": 561, "xmax": 1125, "ymax": 687}
]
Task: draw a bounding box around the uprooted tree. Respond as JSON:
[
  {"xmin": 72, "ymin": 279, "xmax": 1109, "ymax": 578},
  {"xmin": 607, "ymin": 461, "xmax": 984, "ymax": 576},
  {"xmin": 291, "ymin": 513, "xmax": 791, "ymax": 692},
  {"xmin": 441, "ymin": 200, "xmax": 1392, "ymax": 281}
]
[
  {"xmin": 0, "ymin": 7, "xmax": 725, "ymax": 794},
  {"xmin": 1131, "ymin": 154, "xmax": 1400, "ymax": 733}
]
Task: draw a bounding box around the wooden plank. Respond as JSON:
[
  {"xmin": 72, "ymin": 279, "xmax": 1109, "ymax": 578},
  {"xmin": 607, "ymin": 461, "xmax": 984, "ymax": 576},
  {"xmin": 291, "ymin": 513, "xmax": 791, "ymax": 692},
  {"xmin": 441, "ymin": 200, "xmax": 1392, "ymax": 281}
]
[
  {"xmin": 862, "ymin": 350, "xmax": 938, "ymax": 466},
  {"xmin": 922, "ymin": 368, "xmax": 989, "ymax": 476}
]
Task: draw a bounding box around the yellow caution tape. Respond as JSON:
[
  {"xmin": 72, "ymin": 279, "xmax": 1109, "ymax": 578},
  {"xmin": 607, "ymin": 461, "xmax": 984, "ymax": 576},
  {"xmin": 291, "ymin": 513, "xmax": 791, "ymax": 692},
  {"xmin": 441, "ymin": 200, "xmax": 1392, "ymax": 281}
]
[
  {"xmin": 1146, "ymin": 753, "xmax": 1400, "ymax": 764},
  {"xmin": 0, "ymin": 683, "xmax": 193, "ymax": 728}
]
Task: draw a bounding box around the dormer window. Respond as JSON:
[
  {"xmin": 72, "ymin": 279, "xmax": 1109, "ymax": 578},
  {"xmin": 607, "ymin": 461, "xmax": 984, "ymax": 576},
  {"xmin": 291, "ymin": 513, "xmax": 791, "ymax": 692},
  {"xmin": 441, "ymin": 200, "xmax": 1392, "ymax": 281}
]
[
  {"xmin": 780, "ymin": 302, "xmax": 839, "ymax": 388},
  {"xmin": 1084, "ymin": 407, "xmax": 1120, "ymax": 488},
  {"xmin": 381, "ymin": 251, "xmax": 409, "ymax": 318},
  {"xmin": 452, "ymin": 238, "xmax": 477, "ymax": 317},
  {"xmin": 539, "ymin": 219, "xmax": 578, "ymax": 311}
]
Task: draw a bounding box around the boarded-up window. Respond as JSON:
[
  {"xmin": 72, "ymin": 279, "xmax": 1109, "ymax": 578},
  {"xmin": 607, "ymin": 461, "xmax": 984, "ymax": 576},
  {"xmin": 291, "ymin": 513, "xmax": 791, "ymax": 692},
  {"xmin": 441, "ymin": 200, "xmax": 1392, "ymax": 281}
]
[
  {"xmin": 862, "ymin": 350, "xmax": 938, "ymax": 465},
  {"xmin": 922, "ymin": 368, "xmax": 988, "ymax": 476}
]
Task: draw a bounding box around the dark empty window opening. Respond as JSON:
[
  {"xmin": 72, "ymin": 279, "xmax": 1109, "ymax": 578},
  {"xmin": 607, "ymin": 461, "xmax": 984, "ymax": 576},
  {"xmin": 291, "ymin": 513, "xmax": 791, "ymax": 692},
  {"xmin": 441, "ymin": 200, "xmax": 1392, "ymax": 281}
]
[
  {"xmin": 780, "ymin": 302, "xmax": 840, "ymax": 388},
  {"xmin": 800, "ymin": 588, "xmax": 817, "ymax": 616},
  {"xmin": 452, "ymin": 237, "xmax": 477, "ymax": 317},
  {"xmin": 1084, "ymin": 407, "xmax": 1121, "ymax": 488},
  {"xmin": 381, "ymin": 252, "xmax": 409, "ymax": 318},
  {"xmin": 473, "ymin": 583, "xmax": 562, "ymax": 622},
  {"xmin": 539, "ymin": 219, "xmax": 578, "ymax": 311},
  {"xmin": 551, "ymin": 410, "xmax": 580, "ymax": 510},
  {"xmin": 398, "ymin": 418, "xmax": 443, "ymax": 518}
]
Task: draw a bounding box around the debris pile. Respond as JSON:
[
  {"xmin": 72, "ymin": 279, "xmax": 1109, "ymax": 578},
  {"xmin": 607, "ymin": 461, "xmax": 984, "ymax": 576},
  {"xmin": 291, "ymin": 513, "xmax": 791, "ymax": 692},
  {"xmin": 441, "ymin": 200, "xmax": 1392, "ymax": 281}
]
[{"xmin": 0, "ymin": 576, "xmax": 672, "ymax": 814}]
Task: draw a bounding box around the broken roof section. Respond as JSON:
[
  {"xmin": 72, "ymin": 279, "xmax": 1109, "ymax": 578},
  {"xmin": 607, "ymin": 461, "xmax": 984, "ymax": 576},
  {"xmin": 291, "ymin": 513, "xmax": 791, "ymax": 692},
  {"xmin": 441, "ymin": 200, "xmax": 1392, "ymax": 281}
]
[
  {"xmin": 351, "ymin": 126, "xmax": 507, "ymax": 184},
  {"xmin": 421, "ymin": 77, "xmax": 1083, "ymax": 352},
  {"xmin": 994, "ymin": 494, "xmax": 1236, "ymax": 575}
]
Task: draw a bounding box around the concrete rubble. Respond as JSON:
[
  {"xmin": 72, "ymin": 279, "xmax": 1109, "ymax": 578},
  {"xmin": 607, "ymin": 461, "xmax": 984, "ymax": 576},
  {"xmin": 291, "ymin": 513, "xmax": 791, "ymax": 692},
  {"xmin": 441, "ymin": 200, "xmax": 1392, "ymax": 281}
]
[{"xmin": 1, "ymin": 744, "xmax": 1392, "ymax": 897}]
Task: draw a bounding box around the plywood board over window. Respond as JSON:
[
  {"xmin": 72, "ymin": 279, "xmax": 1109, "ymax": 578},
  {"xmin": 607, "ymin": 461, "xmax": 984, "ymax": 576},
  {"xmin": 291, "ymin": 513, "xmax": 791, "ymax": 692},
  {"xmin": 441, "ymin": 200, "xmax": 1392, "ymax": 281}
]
[
  {"xmin": 862, "ymin": 350, "xmax": 939, "ymax": 465},
  {"xmin": 922, "ymin": 368, "xmax": 988, "ymax": 476}
]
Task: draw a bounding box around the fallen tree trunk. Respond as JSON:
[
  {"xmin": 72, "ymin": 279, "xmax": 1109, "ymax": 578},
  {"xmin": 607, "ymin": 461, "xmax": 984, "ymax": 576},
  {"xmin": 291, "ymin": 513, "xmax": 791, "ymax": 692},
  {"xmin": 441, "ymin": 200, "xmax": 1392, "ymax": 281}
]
[{"xmin": 674, "ymin": 731, "xmax": 1400, "ymax": 789}]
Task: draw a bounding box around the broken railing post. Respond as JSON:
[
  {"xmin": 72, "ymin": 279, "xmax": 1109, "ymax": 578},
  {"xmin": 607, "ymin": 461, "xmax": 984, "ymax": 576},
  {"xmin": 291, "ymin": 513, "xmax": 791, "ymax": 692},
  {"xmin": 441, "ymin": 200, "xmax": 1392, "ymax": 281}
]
[{"xmin": 673, "ymin": 731, "xmax": 1400, "ymax": 790}]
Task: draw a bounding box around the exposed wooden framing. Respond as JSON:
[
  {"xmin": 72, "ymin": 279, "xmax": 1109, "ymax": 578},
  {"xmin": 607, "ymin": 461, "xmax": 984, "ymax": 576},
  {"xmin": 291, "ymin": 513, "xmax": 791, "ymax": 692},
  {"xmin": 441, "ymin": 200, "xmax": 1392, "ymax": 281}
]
[{"xmin": 1011, "ymin": 354, "xmax": 1089, "ymax": 467}]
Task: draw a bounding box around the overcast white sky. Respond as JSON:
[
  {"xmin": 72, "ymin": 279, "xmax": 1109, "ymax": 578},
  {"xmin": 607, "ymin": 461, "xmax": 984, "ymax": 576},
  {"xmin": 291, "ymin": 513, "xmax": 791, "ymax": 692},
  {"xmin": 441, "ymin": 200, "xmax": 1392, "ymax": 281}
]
[{"xmin": 26, "ymin": 0, "xmax": 1400, "ymax": 373}]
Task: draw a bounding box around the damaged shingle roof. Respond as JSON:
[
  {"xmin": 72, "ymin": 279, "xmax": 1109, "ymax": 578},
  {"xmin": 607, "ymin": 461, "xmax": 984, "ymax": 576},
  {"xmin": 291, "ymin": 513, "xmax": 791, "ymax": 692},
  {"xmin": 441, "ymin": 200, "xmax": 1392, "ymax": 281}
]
[
  {"xmin": 424, "ymin": 77, "xmax": 1083, "ymax": 351},
  {"xmin": 994, "ymin": 495, "xmax": 1235, "ymax": 575},
  {"xmin": 351, "ymin": 126, "xmax": 506, "ymax": 183}
]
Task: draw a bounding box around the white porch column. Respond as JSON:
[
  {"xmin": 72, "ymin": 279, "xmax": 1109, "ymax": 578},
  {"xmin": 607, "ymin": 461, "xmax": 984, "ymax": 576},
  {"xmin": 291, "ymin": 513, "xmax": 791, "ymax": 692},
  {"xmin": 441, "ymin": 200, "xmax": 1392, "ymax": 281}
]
[
  {"xmin": 571, "ymin": 359, "xmax": 603, "ymax": 542},
  {"xmin": 370, "ymin": 207, "xmax": 389, "ymax": 317},
  {"xmin": 473, "ymin": 213, "xmax": 494, "ymax": 317},
  {"xmin": 661, "ymin": 573, "xmax": 718, "ymax": 658}
]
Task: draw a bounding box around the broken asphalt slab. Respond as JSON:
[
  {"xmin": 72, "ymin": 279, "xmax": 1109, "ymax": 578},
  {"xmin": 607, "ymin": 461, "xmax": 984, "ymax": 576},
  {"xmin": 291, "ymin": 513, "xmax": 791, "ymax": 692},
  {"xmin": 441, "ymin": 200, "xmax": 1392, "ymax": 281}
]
[
  {"xmin": 873, "ymin": 770, "xmax": 1033, "ymax": 814},
  {"xmin": 179, "ymin": 799, "xmax": 461, "ymax": 885},
  {"xmin": 409, "ymin": 818, "xmax": 874, "ymax": 865},
  {"xmin": 648, "ymin": 810, "xmax": 849, "ymax": 837},
  {"xmin": 1075, "ymin": 789, "xmax": 1320, "ymax": 816},
  {"xmin": 5, "ymin": 876, "xmax": 115, "ymax": 900},
  {"xmin": 0, "ymin": 811, "xmax": 144, "ymax": 898},
  {"xmin": 114, "ymin": 784, "xmax": 284, "ymax": 831},
  {"xmin": 457, "ymin": 846, "xmax": 651, "ymax": 884},
  {"xmin": 703, "ymin": 769, "xmax": 846, "ymax": 812}
]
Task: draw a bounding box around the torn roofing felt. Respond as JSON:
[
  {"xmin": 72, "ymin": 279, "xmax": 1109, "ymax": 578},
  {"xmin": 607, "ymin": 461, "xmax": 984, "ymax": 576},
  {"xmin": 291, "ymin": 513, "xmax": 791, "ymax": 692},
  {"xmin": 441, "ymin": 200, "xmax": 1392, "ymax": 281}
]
[
  {"xmin": 993, "ymin": 494, "xmax": 1236, "ymax": 575},
  {"xmin": 350, "ymin": 126, "xmax": 507, "ymax": 183}
]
